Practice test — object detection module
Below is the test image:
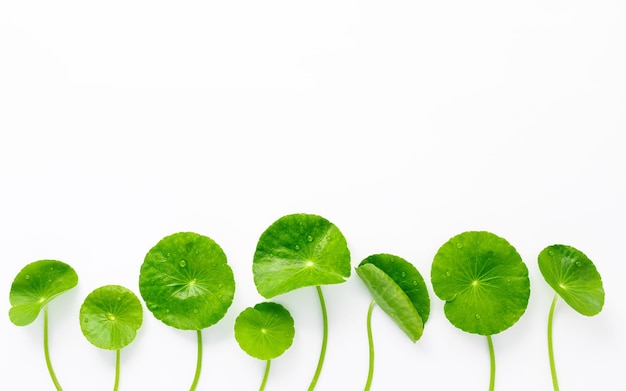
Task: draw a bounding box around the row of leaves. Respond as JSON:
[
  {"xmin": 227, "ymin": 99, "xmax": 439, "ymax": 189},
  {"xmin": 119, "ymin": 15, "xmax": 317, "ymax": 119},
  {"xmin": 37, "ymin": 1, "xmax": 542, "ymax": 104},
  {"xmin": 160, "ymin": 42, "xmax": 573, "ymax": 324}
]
[{"xmin": 8, "ymin": 213, "xmax": 604, "ymax": 391}]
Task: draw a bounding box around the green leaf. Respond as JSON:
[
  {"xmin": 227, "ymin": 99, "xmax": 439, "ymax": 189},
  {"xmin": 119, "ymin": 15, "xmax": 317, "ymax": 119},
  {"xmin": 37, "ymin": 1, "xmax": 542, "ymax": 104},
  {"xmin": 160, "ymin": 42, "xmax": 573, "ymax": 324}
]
[
  {"xmin": 431, "ymin": 231, "xmax": 530, "ymax": 336},
  {"xmin": 139, "ymin": 232, "xmax": 235, "ymax": 330},
  {"xmin": 538, "ymin": 244, "xmax": 604, "ymax": 316},
  {"xmin": 9, "ymin": 260, "xmax": 78, "ymax": 326},
  {"xmin": 80, "ymin": 285, "xmax": 143, "ymax": 350},
  {"xmin": 234, "ymin": 302, "xmax": 295, "ymax": 360},
  {"xmin": 356, "ymin": 254, "xmax": 430, "ymax": 342},
  {"xmin": 253, "ymin": 213, "xmax": 351, "ymax": 298}
]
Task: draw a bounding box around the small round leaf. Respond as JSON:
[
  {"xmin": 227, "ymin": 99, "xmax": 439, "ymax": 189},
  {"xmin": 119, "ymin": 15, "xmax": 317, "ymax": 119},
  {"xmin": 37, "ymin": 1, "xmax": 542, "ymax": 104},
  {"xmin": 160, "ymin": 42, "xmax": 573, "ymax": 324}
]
[
  {"xmin": 80, "ymin": 285, "xmax": 143, "ymax": 350},
  {"xmin": 356, "ymin": 254, "xmax": 430, "ymax": 342},
  {"xmin": 538, "ymin": 244, "xmax": 604, "ymax": 316},
  {"xmin": 234, "ymin": 302, "xmax": 295, "ymax": 360},
  {"xmin": 431, "ymin": 231, "xmax": 530, "ymax": 335},
  {"xmin": 253, "ymin": 214, "xmax": 351, "ymax": 298},
  {"xmin": 139, "ymin": 232, "xmax": 235, "ymax": 330},
  {"xmin": 9, "ymin": 260, "xmax": 78, "ymax": 326}
]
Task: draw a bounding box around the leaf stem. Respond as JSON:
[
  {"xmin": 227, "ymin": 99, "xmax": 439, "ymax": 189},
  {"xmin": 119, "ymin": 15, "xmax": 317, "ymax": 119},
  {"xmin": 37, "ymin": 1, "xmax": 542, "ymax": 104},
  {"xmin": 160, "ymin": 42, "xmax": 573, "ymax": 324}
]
[
  {"xmin": 364, "ymin": 300, "xmax": 376, "ymax": 391},
  {"xmin": 259, "ymin": 360, "xmax": 271, "ymax": 391},
  {"xmin": 487, "ymin": 335, "xmax": 495, "ymax": 391},
  {"xmin": 548, "ymin": 294, "xmax": 560, "ymax": 391},
  {"xmin": 113, "ymin": 350, "xmax": 120, "ymax": 391},
  {"xmin": 43, "ymin": 306, "xmax": 63, "ymax": 391},
  {"xmin": 190, "ymin": 330, "xmax": 203, "ymax": 391},
  {"xmin": 308, "ymin": 286, "xmax": 328, "ymax": 391}
]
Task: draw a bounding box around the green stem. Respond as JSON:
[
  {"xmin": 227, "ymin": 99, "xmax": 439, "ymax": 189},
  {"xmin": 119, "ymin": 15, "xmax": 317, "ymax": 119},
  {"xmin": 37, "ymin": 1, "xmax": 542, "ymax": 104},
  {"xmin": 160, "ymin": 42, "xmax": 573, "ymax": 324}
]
[
  {"xmin": 308, "ymin": 286, "xmax": 328, "ymax": 391},
  {"xmin": 113, "ymin": 350, "xmax": 120, "ymax": 391},
  {"xmin": 259, "ymin": 360, "xmax": 271, "ymax": 391},
  {"xmin": 548, "ymin": 294, "xmax": 560, "ymax": 391},
  {"xmin": 487, "ymin": 335, "xmax": 495, "ymax": 391},
  {"xmin": 43, "ymin": 306, "xmax": 63, "ymax": 391},
  {"xmin": 364, "ymin": 300, "xmax": 376, "ymax": 391},
  {"xmin": 190, "ymin": 330, "xmax": 203, "ymax": 391},
  {"xmin": 113, "ymin": 349, "xmax": 120, "ymax": 391}
]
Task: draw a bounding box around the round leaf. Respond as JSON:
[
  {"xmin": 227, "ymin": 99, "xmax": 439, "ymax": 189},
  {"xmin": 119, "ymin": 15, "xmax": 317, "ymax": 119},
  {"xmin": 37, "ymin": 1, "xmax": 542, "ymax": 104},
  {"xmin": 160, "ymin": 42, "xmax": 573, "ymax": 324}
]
[
  {"xmin": 9, "ymin": 260, "xmax": 78, "ymax": 326},
  {"xmin": 431, "ymin": 231, "xmax": 530, "ymax": 336},
  {"xmin": 356, "ymin": 254, "xmax": 430, "ymax": 342},
  {"xmin": 80, "ymin": 285, "xmax": 143, "ymax": 350},
  {"xmin": 253, "ymin": 213, "xmax": 351, "ymax": 298},
  {"xmin": 538, "ymin": 244, "xmax": 604, "ymax": 316},
  {"xmin": 234, "ymin": 302, "xmax": 295, "ymax": 360},
  {"xmin": 139, "ymin": 232, "xmax": 235, "ymax": 330}
]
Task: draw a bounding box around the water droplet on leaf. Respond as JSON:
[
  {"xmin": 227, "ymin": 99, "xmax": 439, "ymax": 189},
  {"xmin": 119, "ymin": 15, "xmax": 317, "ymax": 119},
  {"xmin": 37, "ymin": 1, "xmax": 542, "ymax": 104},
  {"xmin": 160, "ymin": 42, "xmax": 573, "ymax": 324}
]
[
  {"xmin": 25, "ymin": 275, "xmax": 30, "ymax": 280},
  {"xmin": 294, "ymin": 245, "xmax": 301, "ymax": 251},
  {"xmin": 179, "ymin": 260, "xmax": 187, "ymax": 267},
  {"xmin": 307, "ymin": 235, "xmax": 313, "ymax": 242},
  {"xmin": 475, "ymin": 314, "xmax": 481, "ymax": 320},
  {"xmin": 193, "ymin": 308, "xmax": 199, "ymax": 314},
  {"xmin": 456, "ymin": 242, "xmax": 463, "ymax": 248},
  {"xmin": 575, "ymin": 261, "xmax": 582, "ymax": 267}
]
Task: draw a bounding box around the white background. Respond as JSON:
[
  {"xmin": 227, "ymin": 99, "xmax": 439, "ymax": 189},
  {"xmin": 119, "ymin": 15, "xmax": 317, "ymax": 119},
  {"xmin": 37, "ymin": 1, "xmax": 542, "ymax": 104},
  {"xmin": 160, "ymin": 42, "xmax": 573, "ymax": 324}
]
[{"xmin": 1, "ymin": 1, "xmax": 625, "ymax": 390}]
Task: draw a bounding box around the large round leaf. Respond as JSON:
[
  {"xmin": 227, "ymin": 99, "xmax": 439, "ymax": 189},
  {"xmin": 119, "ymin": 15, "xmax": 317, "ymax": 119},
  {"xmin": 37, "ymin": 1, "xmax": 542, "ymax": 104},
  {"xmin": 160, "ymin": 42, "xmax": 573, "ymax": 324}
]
[
  {"xmin": 80, "ymin": 285, "xmax": 143, "ymax": 350},
  {"xmin": 139, "ymin": 232, "xmax": 235, "ymax": 330},
  {"xmin": 538, "ymin": 244, "xmax": 604, "ymax": 316},
  {"xmin": 9, "ymin": 260, "xmax": 78, "ymax": 326},
  {"xmin": 431, "ymin": 231, "xmax": 530, "ymax": 335},
  {"xmin": 356, "ymin": 254, "xmax": 430, "ymax": 342},
  {"xmin": 234, "ymin": 302, "xmax": 295, "ymax": 360},
  {"xmin": 253, "ymin": 214, "xmax": 351, "ymax": 298}
]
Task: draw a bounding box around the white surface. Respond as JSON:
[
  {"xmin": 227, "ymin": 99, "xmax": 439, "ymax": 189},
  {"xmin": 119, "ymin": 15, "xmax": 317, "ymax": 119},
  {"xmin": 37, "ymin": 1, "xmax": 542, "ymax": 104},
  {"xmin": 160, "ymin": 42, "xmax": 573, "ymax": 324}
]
[{"xmin": 1, "ymin": 1, "xmax": 625, "ymax": 390}]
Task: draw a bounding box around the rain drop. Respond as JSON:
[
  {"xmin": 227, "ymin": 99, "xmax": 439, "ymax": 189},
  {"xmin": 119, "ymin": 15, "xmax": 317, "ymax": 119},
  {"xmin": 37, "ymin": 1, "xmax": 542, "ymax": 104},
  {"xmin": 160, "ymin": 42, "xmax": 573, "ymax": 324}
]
[
  {"xmin": 413, "ymin": 280, "xmax": 418, "ymax": 286},
  {"xmin": 295, "ymin": 245, "xmax": 301, "ymax": 251},
  {"xmin": 475, "ymin": 314, "xmax": 481, "ymax": 320},
  {"xmin": 307, "ymin": 235, "xmax": 313, "ymax": 242},
  {"xmin": 25, "ymin": 275, "xmax": 31, "ymax": 280},
  {"xmin": 193, "ymin": 308, "xmax": 199, "ymax": 314},
  {"xmin": 117, "ymin": 297, "xmax": 122, "ymax": 301},
  {"xmin": 456, "ymin": 242, "xmax": 463, "ymax": 249},
  {"xmin": 548, "ymin": 250, "xmax": 554, "ymax": 256},
  {"xmin": 401, "ymin": 272, "xmax": 407, "ymax": 277},
  {"xmin": 326, "ymin": 236, "xmax": 332, "ymax": 241},
  {"xmin": 445, "ymin": 271, "xmax": 451, "ymax": 277},
  {"xmin": 179, "ymin": 260, "xmax": 187, "ymax": 267},
  {"xmin": 575, "ymin": 261, "xmax": 582, "ymax": 267}
]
